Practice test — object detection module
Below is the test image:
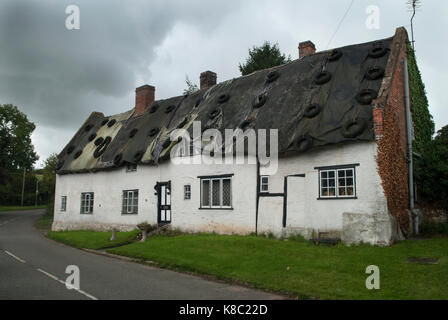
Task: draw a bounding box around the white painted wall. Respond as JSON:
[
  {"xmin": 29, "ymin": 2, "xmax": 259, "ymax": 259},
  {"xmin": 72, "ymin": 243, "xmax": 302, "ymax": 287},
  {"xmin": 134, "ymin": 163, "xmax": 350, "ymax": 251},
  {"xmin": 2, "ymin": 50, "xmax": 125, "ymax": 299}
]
[
  {"xmin": 53, "ymin": 141, "xmax": 395, "ymax": 245},
  {"xmin": 53, "ymin": 155, "xmax": 258, "ymax": 234},
  {"xmin": 286, "ymin": 176, "xmax": 306, "ymax": 233},
  {"xmin": 259, "ymin": 141, "xmax": 392, "ymax": 244},
  {"xmin": 257, "ymin": 196, "xmax": 284, "ymax": 236}
]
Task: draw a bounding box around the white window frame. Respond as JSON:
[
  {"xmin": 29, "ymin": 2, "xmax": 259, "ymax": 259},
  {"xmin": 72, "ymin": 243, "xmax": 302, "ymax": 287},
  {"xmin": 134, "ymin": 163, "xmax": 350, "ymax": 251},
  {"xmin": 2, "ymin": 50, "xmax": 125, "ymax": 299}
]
[
  {"xmin": 201, "ymin": 179, "xmax": 211, "ymax": 208},
  {"xmin": 122, "ymin": 189, "xmax": 138, "ymax": 214},
  {"xmin": 184, "ymin": 185, "xmax": 191, "ymax": 200},
  {"xmin": 61, "ymin": 196, "xmax": 67, "ymax": 212},
  {"xmin": 126, "ymin": 164, "xmax": 137, "ymax": 172},
  {"xmin": 211, "ymin": 178, "xmax": 221, "ymax": 208},
  {"xmin": 200, "ymin": 177, "xmax": 232, "ymax": 209},
  {"xmin": 319, "ymin": 167, "xmax": 356, "ymax": 199},
  {"xmin": 80, "ymin": 192, "xmax": 94, "ymax": 214},
  {"xmin": 260, "ymin": 176, "xmax": 269, "ymax": 193}
]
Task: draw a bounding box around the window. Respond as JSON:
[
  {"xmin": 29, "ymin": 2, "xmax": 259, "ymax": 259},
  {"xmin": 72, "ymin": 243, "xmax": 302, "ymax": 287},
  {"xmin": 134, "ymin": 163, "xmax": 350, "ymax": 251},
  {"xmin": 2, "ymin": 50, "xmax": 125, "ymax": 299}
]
[
  {"xmin": 337, "ymin": 169, "xmax": 355, "ymax": 197},
  {"xmin": 80, "ymin": 192, "xmax": 94, "ymax": 214},
  {"xmin": 126, "ymin": 164, "xmax": 137, "ymax": 172},
  {"xmin": 61, "ymin": 196, "xmax": 67, "ymax": 212},
  {"xmin": 184, "ymin": 185, "xmax": 191, "ymax": 200},
  {"xmin": 260, "ymin": 176, "xmax": 269, "ymax": 193},
  {"xmin": 122, "ymin": 190, "xmax": 138, "ymax": 214},
  {"xmin": 319, "ymin": 167, "xmax": 356, "ymax": 199},
  {"xmin": 200, "ymin": 176, "xmax": 232, "ymax": 209}
]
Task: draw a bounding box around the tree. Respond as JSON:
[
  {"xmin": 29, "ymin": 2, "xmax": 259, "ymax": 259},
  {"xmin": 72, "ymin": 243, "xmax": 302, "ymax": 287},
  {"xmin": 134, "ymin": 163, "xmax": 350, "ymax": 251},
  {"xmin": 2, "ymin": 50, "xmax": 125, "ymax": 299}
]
[
  {"xmin": 418, "ymin": 125, "xmax": 448, "ymax": 209},
  {"xmin": 183, "ymin": 75, "xmax": 199, "ymax": 95},
  {"xmin": 0, "ymin": 104, "xmax": 39, "ymax": 171},
  {"xmin": 239, "ymin": 41, "xmax": 291, "ymax": 76},
  {"xmin": 407, "ymin": 44, "xmax": 436, "ymax": 202},
  {"xmin": 407, "ymin": 45, "xmax": 435, "ymax": 154},
  {"xmin": 39, "ymin": 153, "xmax": 58, "ymax": 204},
  {"xmin": 0, "ymin": 170, "xmax": 37, "ymax": 205}
]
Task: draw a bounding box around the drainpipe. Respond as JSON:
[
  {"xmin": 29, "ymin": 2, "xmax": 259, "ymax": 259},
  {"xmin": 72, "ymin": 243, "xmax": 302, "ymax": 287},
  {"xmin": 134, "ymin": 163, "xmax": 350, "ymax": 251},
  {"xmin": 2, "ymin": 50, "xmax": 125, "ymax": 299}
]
[
  {"xmin": 255, "ymin": 156, "xmax": 260, "ymax": 235},
  {"xmin": 404, "ymin": 58, "xmax": 418, "ymax": 235}
]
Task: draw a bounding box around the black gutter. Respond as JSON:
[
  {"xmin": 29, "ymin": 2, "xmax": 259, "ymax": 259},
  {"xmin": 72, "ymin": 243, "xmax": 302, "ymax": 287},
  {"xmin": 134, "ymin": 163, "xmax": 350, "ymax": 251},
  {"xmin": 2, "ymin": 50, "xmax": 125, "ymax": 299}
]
[
  {"xmin": 197, "ymin": 173, "xmax": 234, "ymax": 179},
  {"xmin": 255, "ymin": 157, "xmax": 260, "ymax": 235},
  {"xmin": 283, "ymin": 176, "xmax": 288, "ymax": 228},
  {"xmin": 256, "ymin": 170, "xmax": 306, "ymax": 231},
  {"xmin": 259, "ymin": 193, "xmax": 284, "ymax": 197}
]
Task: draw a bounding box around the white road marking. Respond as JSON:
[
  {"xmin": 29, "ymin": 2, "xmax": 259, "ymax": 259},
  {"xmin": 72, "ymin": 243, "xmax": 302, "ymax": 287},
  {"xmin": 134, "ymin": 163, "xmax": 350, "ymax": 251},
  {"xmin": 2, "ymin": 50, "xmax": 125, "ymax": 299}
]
[
  {"xmin": 37, "ymin": 268, "xmax": 98, "ymax": 300},
  {"xmin": 37, "ymin": 268, "xmax": 63, "ymax": 283},
  {"xmin": 4, "ymin": 250, "xmax": 26, "ymax": 263}
]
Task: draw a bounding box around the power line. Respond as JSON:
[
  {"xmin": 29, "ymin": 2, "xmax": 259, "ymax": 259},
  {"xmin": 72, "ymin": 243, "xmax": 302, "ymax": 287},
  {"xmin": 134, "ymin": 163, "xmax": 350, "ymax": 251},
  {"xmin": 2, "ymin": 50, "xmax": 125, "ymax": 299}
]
[{"xmin": 325, "ymin": 0, "xmax": 355, "ymax": 49}]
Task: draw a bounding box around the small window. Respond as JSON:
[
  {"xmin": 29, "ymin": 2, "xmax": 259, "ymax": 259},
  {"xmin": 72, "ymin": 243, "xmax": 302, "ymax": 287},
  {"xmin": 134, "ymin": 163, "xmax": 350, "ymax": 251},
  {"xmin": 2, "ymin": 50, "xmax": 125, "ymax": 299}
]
[
  {"xmin": 200, "ymin": 176, "xmax": 232, "ymax": 209},
  {"xmin": 126, "ymin": 164, "xmax": 137, "ymax": 172},
  {"xmin": 80, "ymin": 192, "xmax": 94, "ymax": 214},
  {"xmin": 184, "ymin": 185, "xmax": 191, "ymax": 200},
  {"xmin": 122, "ymin": 190, "xmax": 138, "ymax": 214},
  {"xmin": 260, "ymin": 176, "xmax": 269, "ymax": 193},
  {"xmin": 319, "ymin": 167, "xmax": 356, "ymax": 199},
  {"xmin": 61, "ymin": 196, "xmax": 67, "ymax": 212}
]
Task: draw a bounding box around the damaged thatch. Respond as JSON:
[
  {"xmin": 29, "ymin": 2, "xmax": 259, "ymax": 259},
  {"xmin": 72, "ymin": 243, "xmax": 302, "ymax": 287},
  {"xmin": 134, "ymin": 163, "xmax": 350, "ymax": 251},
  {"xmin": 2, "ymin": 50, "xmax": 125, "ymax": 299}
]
[{"xmin": 56, "ymin": 37, "xmax": 393, "ymax": 174}]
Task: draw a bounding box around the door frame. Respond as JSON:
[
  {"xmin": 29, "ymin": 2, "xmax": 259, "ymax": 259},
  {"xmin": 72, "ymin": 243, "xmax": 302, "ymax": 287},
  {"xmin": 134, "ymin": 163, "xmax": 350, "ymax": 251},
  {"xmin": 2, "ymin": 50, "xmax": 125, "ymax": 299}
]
[{"xmin": 156, "ymin": 181, "xmax": 171, "ymax": 224}]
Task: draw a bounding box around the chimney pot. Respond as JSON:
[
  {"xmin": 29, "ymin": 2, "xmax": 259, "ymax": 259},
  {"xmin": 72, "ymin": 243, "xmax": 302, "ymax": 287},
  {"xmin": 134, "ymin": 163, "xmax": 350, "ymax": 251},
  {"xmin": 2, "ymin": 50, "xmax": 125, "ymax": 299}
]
[
  {"xmin": 135, "ymin": 84, "xmax": 155, "ymax": 116},
  {"xmin": 200, "ymin": 71, "xmax": 217, "ymax": 90},
  {"xmin": 298, "ymin": 41, "xmax": 316, "ymax": 59}
]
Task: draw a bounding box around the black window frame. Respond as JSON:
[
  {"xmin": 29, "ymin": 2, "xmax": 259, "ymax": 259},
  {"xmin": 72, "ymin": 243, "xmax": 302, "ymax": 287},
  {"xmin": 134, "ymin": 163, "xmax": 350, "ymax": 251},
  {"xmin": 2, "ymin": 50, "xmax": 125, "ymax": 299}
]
[
  {"xmin": 122, "ymin": 189, "xmax": 139, "ymax": 215},
  {"xmin": 199, "ymin": 174, "xmax": 233, "ymax": 210},
  {"xmin": 315, "ymin": 164, "xmax": 359, "ymax": 200},
  {"xmin": 184, "ymin": 184, "xmax": 191, "ymax": 200},
  {"xmin": 80, "ymin": 192, "xmax": 94, "ymax": 214},
  {"xmin": 61, "ymin": 196, "xmax": 67, "ymax": 212},
  {"xmin": 126, "ymin": 164, "xmax": 137, "ymax": 172},
  {"xmin": 260, "ymin": 176, "xmax": 269, "ymax": 193}
]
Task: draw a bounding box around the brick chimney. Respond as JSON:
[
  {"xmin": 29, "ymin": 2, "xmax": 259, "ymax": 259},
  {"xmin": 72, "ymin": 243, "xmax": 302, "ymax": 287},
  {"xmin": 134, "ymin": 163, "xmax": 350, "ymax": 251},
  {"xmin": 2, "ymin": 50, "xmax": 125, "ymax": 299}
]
[
  {"xmin": 298, "ymin": 41, "xmax": 316, "ymax": 59},
  {"xmin": 135, "ymin": 84, "xmax": 155, "ymax": 116},
  {"xmin": 200, "ymin": 71, "xmax": 217, "ymax": 90}
]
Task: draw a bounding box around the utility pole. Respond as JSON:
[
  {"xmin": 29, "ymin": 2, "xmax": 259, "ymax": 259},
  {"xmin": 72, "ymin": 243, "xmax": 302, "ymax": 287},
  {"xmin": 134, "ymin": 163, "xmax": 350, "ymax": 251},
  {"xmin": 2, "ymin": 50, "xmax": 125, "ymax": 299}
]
[
  {"xmin": 20, "ymin": 167, "xmax": 26, "ymax": 206},
  {"xmin": 408, "ymin": 0, "xmax": 420, "ymax": 51}
]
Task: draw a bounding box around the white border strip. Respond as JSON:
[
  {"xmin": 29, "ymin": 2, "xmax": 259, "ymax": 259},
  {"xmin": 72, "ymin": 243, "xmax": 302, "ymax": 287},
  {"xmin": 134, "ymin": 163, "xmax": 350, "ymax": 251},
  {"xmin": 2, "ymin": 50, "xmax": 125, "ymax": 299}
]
[
  {"xmin": 37, "ymin": 268, "xmax": 98, "ymax": 300},
  {"xmin": 4, "ymin": 250, "xmax": 26, "ymax": 263}
]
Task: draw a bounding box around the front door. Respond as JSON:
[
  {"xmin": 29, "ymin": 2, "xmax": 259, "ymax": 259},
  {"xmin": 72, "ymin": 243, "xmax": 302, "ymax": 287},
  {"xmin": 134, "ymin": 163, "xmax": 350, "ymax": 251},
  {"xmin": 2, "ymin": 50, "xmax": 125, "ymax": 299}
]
[{"xmin": 157, "ymin": 182, "xmax": 171, "ymax": 224}]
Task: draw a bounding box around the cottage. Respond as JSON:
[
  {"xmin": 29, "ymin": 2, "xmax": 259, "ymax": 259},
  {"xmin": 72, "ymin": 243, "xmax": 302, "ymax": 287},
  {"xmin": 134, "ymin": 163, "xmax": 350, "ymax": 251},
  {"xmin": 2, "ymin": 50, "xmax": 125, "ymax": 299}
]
[{"xmin": 53, "ymin": 27, "xmax": 416, "ymax": 245}]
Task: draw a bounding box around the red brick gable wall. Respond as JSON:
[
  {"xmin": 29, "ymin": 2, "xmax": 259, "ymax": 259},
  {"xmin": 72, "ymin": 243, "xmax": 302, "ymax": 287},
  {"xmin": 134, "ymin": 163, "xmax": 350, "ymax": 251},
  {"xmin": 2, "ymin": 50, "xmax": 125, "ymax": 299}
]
[{"xmin": 375, "ymin": 27, "xmax": 411, "ymax": 232}]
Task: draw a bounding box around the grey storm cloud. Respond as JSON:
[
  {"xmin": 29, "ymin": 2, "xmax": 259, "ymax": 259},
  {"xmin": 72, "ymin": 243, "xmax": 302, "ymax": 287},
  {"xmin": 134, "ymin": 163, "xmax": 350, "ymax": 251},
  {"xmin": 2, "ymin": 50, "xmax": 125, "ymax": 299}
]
[
  {"xmin": 0, "ymin": 0, "xmax": 446, "ymax": 167},
  {"xmin": 0, "ymin": 0, "xmax": 243, "ymax": 128}
]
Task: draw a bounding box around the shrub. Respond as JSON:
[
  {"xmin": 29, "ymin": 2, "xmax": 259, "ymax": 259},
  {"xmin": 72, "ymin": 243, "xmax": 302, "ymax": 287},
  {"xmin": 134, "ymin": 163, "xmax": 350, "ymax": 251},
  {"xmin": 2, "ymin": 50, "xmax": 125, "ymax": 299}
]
[
  {"xmin": 420, "ymin": 220, "xmax": 448, "ymax": 236},
  {"xmin": 136, "ymin": 222, "xmax": 157, "ymax": 233}
]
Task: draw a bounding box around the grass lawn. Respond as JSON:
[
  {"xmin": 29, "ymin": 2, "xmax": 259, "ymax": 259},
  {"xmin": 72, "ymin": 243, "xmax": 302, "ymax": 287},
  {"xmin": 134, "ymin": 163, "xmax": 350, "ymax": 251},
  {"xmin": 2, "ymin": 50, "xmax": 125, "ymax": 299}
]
[
  {"xmin": 47, "ymin": 230, "xmax": 140, "ymax": 250},
  {"xmin": 0, "ymin": 205, "xmax": 47, "ymax": 212},
  {"xmin": 107, "ymin": 234, "xmax": 448, "ymax": 300}
]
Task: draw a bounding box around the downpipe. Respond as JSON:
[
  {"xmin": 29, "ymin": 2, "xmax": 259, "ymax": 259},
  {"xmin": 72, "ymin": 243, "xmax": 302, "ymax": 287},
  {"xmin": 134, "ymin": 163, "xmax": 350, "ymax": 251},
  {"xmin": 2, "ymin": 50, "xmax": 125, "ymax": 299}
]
[{"xmin": 404, "ymin": 58, "xmax": 419, "ymax": 235}]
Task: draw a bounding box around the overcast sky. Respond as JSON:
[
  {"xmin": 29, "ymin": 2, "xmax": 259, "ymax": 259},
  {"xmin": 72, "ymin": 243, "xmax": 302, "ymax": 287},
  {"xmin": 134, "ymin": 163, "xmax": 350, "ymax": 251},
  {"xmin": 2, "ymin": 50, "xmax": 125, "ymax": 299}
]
[{"xmin": 0, "ymin": 0, "xmax": 446, "ymax": 167}]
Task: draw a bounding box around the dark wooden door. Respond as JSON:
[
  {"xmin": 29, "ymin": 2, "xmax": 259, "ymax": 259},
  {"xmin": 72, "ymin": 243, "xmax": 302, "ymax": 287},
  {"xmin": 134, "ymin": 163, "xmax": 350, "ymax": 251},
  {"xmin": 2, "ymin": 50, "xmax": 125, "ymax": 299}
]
[{"xmin": 157, "ymin": 182, "xmax": 171, "ymax": 224}]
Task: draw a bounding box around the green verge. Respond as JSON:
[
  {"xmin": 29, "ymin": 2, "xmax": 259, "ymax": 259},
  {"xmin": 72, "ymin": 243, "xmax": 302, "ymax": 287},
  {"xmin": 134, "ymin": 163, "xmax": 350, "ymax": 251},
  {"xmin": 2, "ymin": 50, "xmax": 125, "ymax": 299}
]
[
  {"xmin": 47, "ymin": 230, "xmax": 140, "ymax": 250},
  {"xmin": 35, "ymin": 204, "xmax": 53, "ymax": 232},
  {"xmin": 0, "ymin": 205, "xmax": 47, "ymax": 212},
  {"xmin": 107, "ymin": 234, "xmax": 448, "ymax": 300},
  {"xmin": 34, "ymin": 213, "xmax": 53, "ymax": 231}
]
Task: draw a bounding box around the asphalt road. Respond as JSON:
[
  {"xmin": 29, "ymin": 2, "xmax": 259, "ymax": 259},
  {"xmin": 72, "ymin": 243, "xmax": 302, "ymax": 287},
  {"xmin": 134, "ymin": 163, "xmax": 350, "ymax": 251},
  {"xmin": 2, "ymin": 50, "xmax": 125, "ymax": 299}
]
[{"xmin": 0, "ymin": 210, "xmax": 282, "ymax": 300}]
